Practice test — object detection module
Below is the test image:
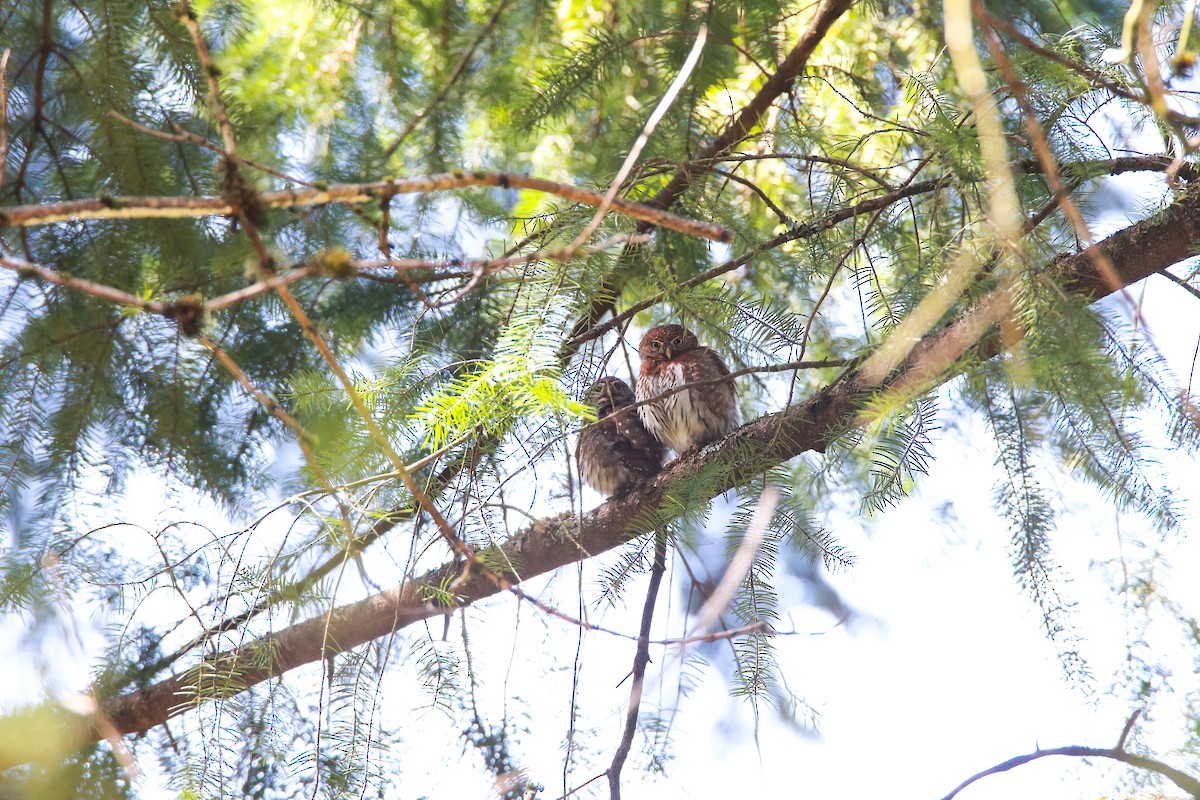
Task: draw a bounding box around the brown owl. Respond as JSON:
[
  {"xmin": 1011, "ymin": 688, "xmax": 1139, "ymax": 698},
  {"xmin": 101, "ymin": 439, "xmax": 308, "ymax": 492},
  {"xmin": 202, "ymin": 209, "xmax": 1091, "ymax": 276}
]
[
  {"xmin": 577, "ymin": 377, "xmax": 666, "ymax": 496},
  {"xmin": 636, "ymin": 324, "xmax": 740, "ymax": 455}
]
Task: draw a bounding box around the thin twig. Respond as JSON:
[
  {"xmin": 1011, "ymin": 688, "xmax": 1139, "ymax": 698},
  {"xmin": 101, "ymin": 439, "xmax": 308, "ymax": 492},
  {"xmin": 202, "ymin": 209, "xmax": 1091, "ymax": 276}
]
[
  {"xmin": 552, "ymin": 772, "xmax": 608, "ymax": 800},
  {"xmin": 566, "ymin": 25, "xmax": 709, "ymax": 253},
  {"xmin": 176, "ymin": 0, "xmax": 236, "ymax": 157},
  {"xmin": 107, "ymin": 111, "xmax": 315, "ymax": 188},
  {"xmin": 292, "ymin": 431, "xmax": 476, "ymax": 501},
  {"xmin": 384, "ymin": 0, "xmax": 510, "ymax": 157},
  {"xmin": 0, "ymin": 48, "xmax": 10, "ymax": 193},
  {"xmin": 0, "ymin": 172, "xmax": 732, "ymax": 241},
  {"xmin": 1159, "ymin": 268, "xmax": 1200, "ymax": 302},
  {"xmin": 505, "ymin": 579, "xmax": 771, "ymax": 646},
  {"xmin": 196, "ymin": 335, "xmax": 311, "ymax": 451},
  {"xmin": 939, "ymin": 745, "xmax": 1200, "ymax": 800},
  {"xmin": 607, "ymin": 530, "xmax": 667, "ymax": 800},
  {"xmin": 0, "ymin": 255, "xmax": 168, "ymax": 312},
  {"xmin": 646, "ymin": 151, "xmax": 901, "ymax": 191},
  {"xmin": 702, "ymin": 165, "xmax": 792, "ymax": 225}
]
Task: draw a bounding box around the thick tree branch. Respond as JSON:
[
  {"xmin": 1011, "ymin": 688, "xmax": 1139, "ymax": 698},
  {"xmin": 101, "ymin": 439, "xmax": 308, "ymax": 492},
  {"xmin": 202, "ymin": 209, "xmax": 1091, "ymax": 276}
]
[
  {"xmin": 4, "ymin": 187, "xmax": 1198, "ymax": 768},
  {"xmin": 0, "ymin": 171, "xmax": 731, "ymax": 242}
]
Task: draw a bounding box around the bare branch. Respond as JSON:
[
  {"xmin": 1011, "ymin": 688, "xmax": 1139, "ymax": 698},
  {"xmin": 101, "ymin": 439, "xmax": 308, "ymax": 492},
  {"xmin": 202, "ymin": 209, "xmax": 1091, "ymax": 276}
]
[
  {"xmin": 939, "ymin": 746, "xmax": 1200, "ymax": 800},
  {"xmin": 0, "ymin": 48, "xmax": 10, "ymax": 193},
  {"xmin": 607, "ymin": 531, "xmax": 667, "ymax": 800},
  {"xmin": 0, "ymin": 172, "xmax": 732, "ymax": 242},
  {"xmin": 107, "ymin": 111, "xmax": 314, "ymax": 188},
  {"xmin": 0, "ymin": 255, "xmax": 167, "ymax": 313}
]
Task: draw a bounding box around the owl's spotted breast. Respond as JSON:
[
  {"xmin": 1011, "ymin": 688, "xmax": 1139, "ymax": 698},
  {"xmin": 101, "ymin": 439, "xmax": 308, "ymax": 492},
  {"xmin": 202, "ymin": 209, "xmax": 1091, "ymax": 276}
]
[{"xmin": 636, "ymin": 325, "xmax": 740, "ymax": 455}]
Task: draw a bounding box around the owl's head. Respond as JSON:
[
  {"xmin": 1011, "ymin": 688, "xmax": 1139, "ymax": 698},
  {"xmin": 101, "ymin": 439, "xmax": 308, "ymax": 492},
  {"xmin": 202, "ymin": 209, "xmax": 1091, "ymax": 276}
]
[
  {"xmin": 584, "ymin": 376, "xmax": 635, "ymax": 416},
  {"xmin": 638, "ymin": 324, "xmax": 698, "ymax": 362}
]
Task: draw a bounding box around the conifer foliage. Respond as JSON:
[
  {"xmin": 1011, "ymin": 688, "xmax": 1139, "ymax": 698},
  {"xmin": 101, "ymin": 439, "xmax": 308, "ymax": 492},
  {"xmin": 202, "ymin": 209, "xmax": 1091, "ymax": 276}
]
[{"xmin": 3, "ymin": 0, "xmax": 1200, "ymax": 796}]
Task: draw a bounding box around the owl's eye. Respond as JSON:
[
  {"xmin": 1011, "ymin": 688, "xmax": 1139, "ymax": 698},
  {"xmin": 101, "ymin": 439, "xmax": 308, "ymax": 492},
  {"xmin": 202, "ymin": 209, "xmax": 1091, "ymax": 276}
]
[
  {"xmin": 652, "ymin": 341, "xmax": 661, "ymax": 349},
  {"xmin": 672, "ymin": 336, "xmax": 683, "ymax": 346}
]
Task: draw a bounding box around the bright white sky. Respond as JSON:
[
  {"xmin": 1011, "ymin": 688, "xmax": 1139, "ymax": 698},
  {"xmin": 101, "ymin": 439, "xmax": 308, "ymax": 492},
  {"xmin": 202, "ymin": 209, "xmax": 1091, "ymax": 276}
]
[{"xmin": 670, "ymin": 270, "xmax": 1200, "ymax": 800}]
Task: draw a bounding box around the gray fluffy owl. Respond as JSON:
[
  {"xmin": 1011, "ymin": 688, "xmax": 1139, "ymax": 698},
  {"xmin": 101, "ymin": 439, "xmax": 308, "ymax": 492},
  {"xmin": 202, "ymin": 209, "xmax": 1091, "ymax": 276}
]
[
  {"xmin": 577, "ymin": 377, "xmax": 666, "ymax": 496},
  {"xmin": 636, "ymin": 324, "xmax": 740, "ymax": 455}
]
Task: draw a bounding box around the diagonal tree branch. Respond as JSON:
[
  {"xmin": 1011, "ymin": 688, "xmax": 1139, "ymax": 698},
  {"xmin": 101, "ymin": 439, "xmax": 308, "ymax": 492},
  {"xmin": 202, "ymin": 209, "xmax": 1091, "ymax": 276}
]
[{"xmin": 7, "ymin": 185, "xmax": 1200, "ymax": 769}]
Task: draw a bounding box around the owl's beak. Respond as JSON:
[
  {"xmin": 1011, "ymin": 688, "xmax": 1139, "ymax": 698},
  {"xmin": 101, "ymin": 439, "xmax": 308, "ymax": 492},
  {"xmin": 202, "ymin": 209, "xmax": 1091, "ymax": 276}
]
[{"xmin": 663, "ymin": 345, "xmax": 673, "ymax": 359}]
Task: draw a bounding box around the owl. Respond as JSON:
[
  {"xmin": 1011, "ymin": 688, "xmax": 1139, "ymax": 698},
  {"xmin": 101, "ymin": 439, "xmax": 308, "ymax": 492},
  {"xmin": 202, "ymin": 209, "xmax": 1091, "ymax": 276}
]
[
  {"xmin": 577, "ymin": 377, "xmax": 666, "ymax": 496},
  {"xmin": 636, "ymin": 324, "xmax": 740, "ymax": 455}
]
